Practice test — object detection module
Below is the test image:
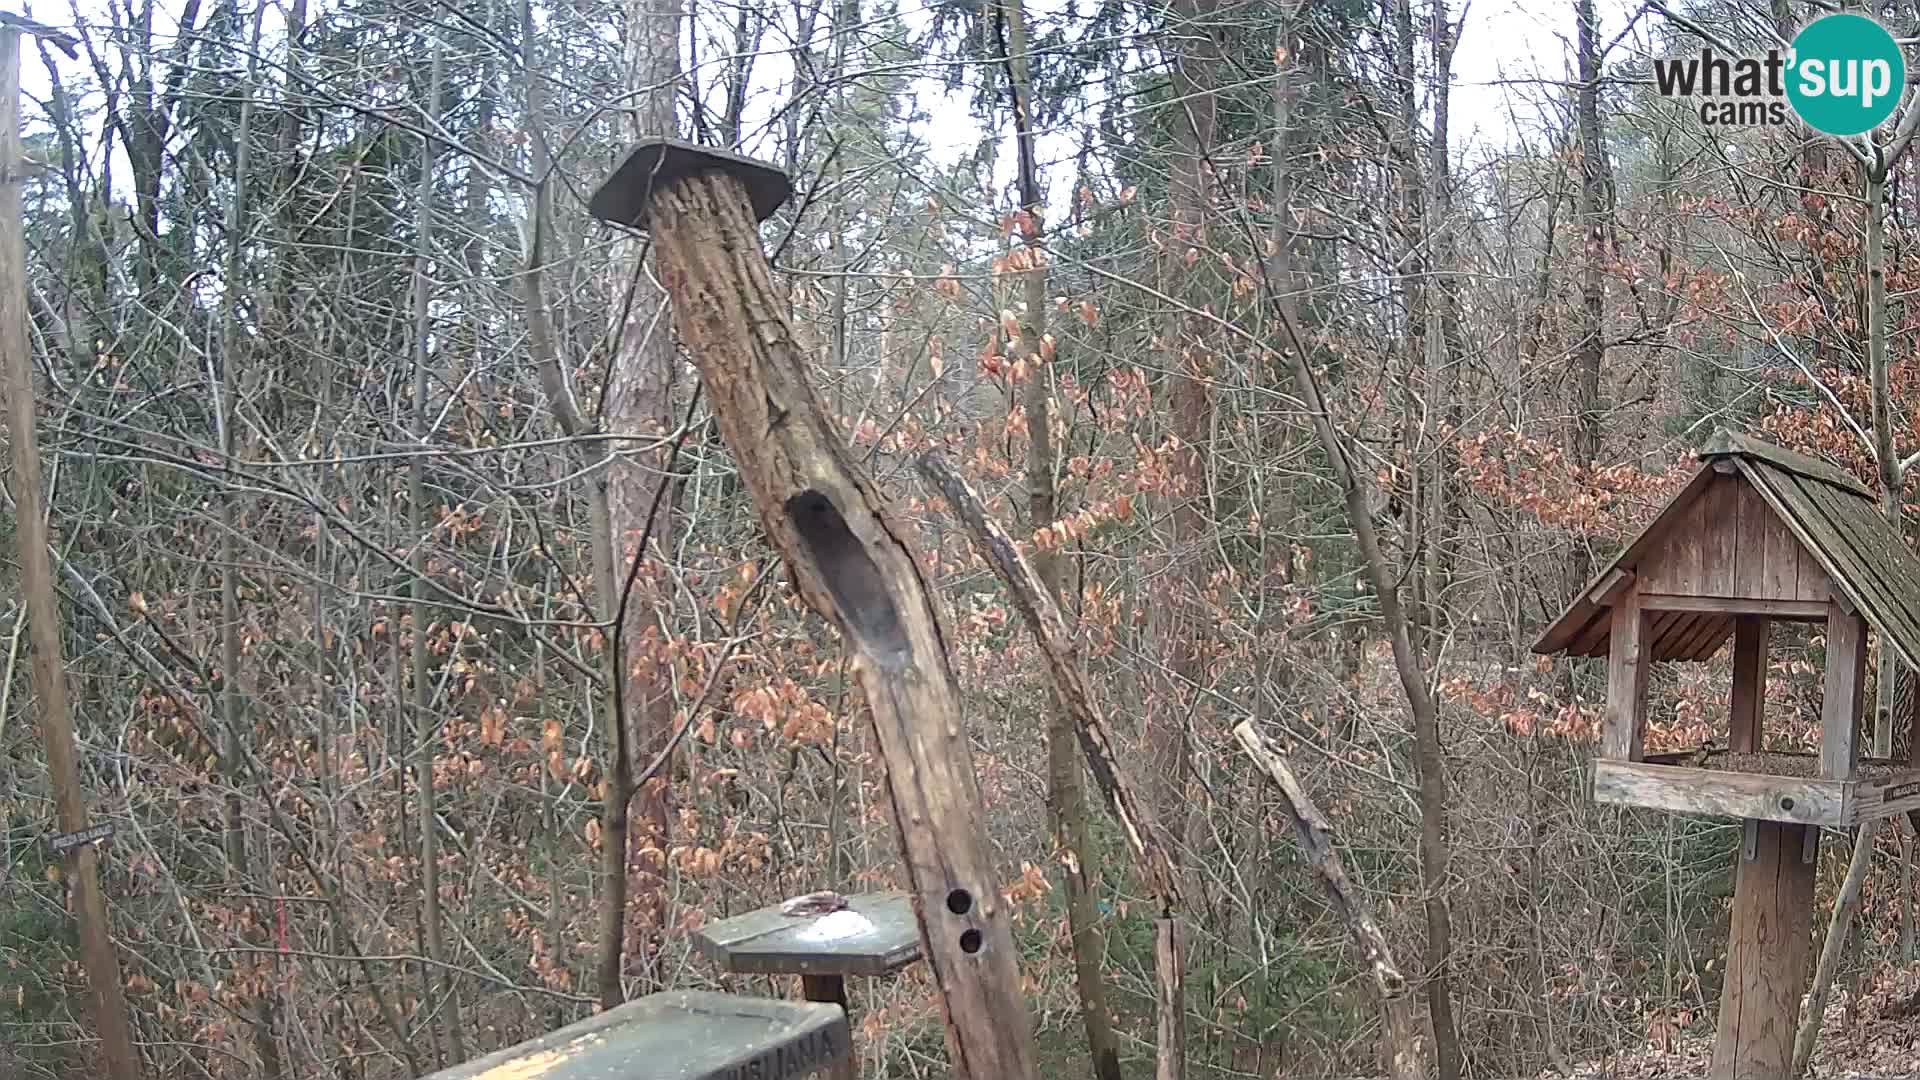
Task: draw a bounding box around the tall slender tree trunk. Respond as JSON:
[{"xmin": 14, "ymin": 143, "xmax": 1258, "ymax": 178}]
[
  {"xmin": 1158, "ymin": 0, "xmax": 1219, "ymax": 870},
  {"xmin": 0, "ymin": 26, "xmax": 141, "ymax": 1080},
  {"xmin": 603, "ymin": 0, "xmax": 686, "ymax": 995},
  {"xmin": 1422, "ymin": 0, "xmax": 1461, "ymax": 645},
  {"xmin": 215, "ymin": 10, "xmax": 283, "ymax": 1076},
  {"xmin": 1388, "ymin": 0, "xmax": 1431, "ymax": 649},
  {"xmin": 514, "ymin": 0, "xmax": 632, "ymax": 1010},
  {"xmin": 1795, "ymin": 163, "xmax": 1902, "ymax": 1077},
  {"xmin": 1154, "ymin": 9, "xmax": 1223, "ymax": 1067},
  {"xmin": 408, "ymin": 38, "xmax": 464, "ymax": 1066},
  {"xmin": 1001, "ymin": 2, "xmax": 1121, "ymax": 1076},
  {"xmin": 1570, "ymin": 0, "xmax": 1605, "ymax": 595}
]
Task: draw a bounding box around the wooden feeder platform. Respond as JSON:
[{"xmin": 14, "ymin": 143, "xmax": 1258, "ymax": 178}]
[
  {"xmin": 1597, "ymin": 749, "xmax": 1920, "ymax": 827},
  {"xmin": 692, "ymin": 892, "xmax": 922, "ymax": 1080},
  {"xmin": 693, "ymin": 892, "xmax": 922, "ymax": 979},
  {"xmin": 423, "ymin": 989, "xmax": 849, "ymax": 1080}
]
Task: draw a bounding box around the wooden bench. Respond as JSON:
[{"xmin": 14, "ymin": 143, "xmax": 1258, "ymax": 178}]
[{"xmin": 423, "ymin": 989, "xmax": 849, "ymax": 1080}]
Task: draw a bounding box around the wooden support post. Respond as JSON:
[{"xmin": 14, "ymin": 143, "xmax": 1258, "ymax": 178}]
[
  {"xmin": 1907, "ymin": 666, "xmax": 1920, "ymax": 839},
  {"xmin": 1730, "ymin": 616, "xmax": 1769, "ymax": 754},
  {"xmin": 1905, "ymin": 663, "xmax": 1920, "ymax": 762},
  {"xmin": 591, "ymin": 141, "xmax": 1037, "ymax": 1079},
  {"xmin": 0, "ymin": 27, "xmax": 141, "ymax": 1080},
  {"xmin": 800, "ymin": 975, "xmax": 855, "ymax": 1080},
  {"xmin": 1711, "ymin": 821, "xmax": 1817, "ymax": 1080},
  {"xmin": 1604, "ymin": 585, "xmax": 1650, "ymax": 761},
  {"xmin": 1907, "ymin": 662, "xmax": 1920, "ymax": 765},
  {"xmin": 1821, "ymin": 604, "xmax": 1867, "ymax": 780},
  {"xmin": 1154, "ymin": 918, "xmax": 1185, "ymax": 1080}
]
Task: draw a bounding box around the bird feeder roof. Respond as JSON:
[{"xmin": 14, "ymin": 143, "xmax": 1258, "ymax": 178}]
[{"xmin": 1533, "ymin": 430, "xmax": 1920, "ymax": 670}]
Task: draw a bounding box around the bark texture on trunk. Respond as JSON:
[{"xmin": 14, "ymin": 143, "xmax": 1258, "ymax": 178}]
[
  {"xmin": 1157, "ymin": 0, "xmax": 1221, "ymax": 856},
  {"xmin": 0, "ymin": 27, "xmax": 143, "ymax": 1080},
  {"xmin": 604, "ymin": 0, "xmax": 686, "ymax": 994},
  {"xmin": 1570, "ymin": 0, "xmax": 1606, "ymax": 596},
  {"xmin": 645, "ymin": 164, "xmax": 1039, "ymax": 1080}
]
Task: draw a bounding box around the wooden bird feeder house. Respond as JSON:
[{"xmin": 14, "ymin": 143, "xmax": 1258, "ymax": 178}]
[{"xmin": 1535, "ymin": 429, "xmax": 1920, "ymax": 1079}]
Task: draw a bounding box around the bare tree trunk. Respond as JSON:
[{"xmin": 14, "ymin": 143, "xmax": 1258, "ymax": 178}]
[
  {"xmin": 1422, "ymin": 0, "xmax": 1460, "ymax": 641},
  {"xmin": 636, "ymin": 160, "xmax": 1041, "ymax": 1078},
  {"xmin": 407, "ymin": 37, "xmax": 463, "ymax": 1065},
  {"xmin": 216, "ymin": 10, "xmax": 284, "ymax": 1075},
  {"xmin": 922, "ymin": 454, "xmax": 1188, "ymax": 1080},
  {"xmin": 1158, "ymin": 0, "xmax": 1217, "ymax": 874},
  {"xmin": 1154, "ymin": 3, "xmax": 1224, "ymax": 1067},
  {"xmin": 998, "ymin": 1, "xmax": 1122, "ymax": 1076},
  {"xmin": 516, "ymin": 0, "xmax": 632, "ymax": 1010},
  {"xmin": 1795, "ymin": 162, "xmax": 1902, "ymax": 1080},
  {"xmin": 0, "ymin": 25, "xmax": 142, "ymax": 1080},
  {"xmin": 603, "ymin": 0, "xmax": 685, "ymax": 996},
  {"xmin": 1257, "ymin": 232, "xmax": 1458, "ymax": 1080},
  {"xmin": 1388, "ymin": 0, "xmax": 1430, "ymax": 648},
  {"xmin": 1570, "ymin": 0, "xmax": 1605, "ymax": 593}
]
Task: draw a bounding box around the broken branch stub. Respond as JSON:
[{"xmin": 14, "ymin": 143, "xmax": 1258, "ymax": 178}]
[
  {"xmin": 590, "ymin": 141, "xmax": 1038, "ymax": 1080},
  {"xmin": 1231, "ymin": 720, "xmax": 1427, "ymax": 1080}
]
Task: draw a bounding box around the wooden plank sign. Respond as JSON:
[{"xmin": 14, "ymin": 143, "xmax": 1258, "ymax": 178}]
[
  {"xmin": 46, "ymin": 822, "xmax": 114, "ymax": 854},
  {"xmin": 424, "ymin": 990, "xmax": 849, "ymax": 1080},
  {"xmin": 1849, "ymin": 768, "xmax": 1920, "ymax": 824}
]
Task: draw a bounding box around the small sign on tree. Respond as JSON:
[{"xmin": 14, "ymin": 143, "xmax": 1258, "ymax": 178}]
[{"xmin": 46, "ymin": 823, "xmax": 114, "ymax": 854}]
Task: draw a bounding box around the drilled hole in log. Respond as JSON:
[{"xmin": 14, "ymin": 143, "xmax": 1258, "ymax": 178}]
[
  {"xmin": 784, "ymin": 490, "xmax": 909, "ymax": 667},
  {"xmin": 1781, "ymin": 797, "xmax": 1795, "ymax": 811},
  {"xmin": 946, "ymin": 889, "xmax": 972, "ymax": 915},
  {"xmin": 959, "ymin": 928, "xmax": 983, "ymax": 954}
]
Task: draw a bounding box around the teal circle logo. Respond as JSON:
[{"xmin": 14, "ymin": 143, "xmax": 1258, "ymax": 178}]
[{"xmin": 1787, "ymin": 13, "xmax": 1905, "ymax": 136}]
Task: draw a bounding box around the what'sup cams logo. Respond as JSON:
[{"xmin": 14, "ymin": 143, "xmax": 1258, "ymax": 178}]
[{"xmin": 1653, "ymin": 13, "xmax": 1905, "ymax": 136}]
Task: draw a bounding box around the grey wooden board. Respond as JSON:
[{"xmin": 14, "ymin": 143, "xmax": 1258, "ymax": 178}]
[
  {"xmin": 1700, "ymin": 428, "xmax": 1874, "ymax": 497},
  {"xmin": 1593, "ymin": 759, "xmax": 1849, "ymax": 826},
  {"xmin": 694, "ymin": 892, "xmax": 922, "ymax": 978},
  {"xmin": 423, "ymin": 989, "xmax": 848, "ymax": 1080}
]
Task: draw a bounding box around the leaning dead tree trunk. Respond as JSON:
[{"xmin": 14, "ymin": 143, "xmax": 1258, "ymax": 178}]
[
  {"xmin": 589, "ymin": 141, "xmax": 1038, "ymax": 1080},
  {"xmin": 919, "ymin": 453, "xmax": 1186, "ymax": 1080},
  {"xmin": 1232, "ymin": 721, "xmax": 1426, "ymax": 1080}
]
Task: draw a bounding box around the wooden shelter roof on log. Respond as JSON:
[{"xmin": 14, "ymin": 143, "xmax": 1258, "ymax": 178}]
[{"xmin": 1533, "ymin": 429, "xmax": 1920, "ymax": 671}]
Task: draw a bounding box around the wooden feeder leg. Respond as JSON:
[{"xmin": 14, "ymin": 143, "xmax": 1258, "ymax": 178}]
[
  {"xmin": 639, "ymin": 165, "xmax": 1038, "ymax": 1079},
  {"xmin": 1603, "ymin": 588, "xmax": 1650, "ymax": 761},
  {"xmin": 1711, "ymin": 820, "xmax": 1818, "ymax": 1080},
  {"xmin": 801, "ymin": 975, "xmax": 855, "ymax": 1080},
  {"xmin": 1821, "ymin": 606, "xmax": 1866, "ymax": 779},
  {"xmin": 1730, "ymin": 616, "xmax": 1768, "ymax": 753}
]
